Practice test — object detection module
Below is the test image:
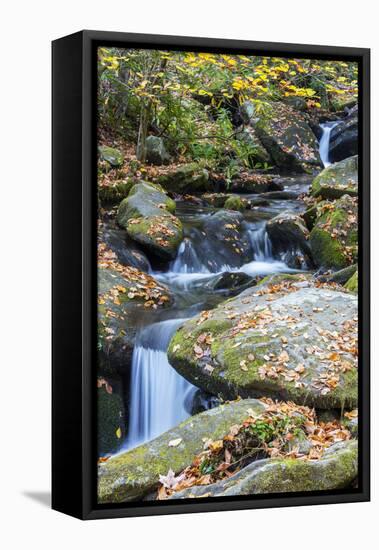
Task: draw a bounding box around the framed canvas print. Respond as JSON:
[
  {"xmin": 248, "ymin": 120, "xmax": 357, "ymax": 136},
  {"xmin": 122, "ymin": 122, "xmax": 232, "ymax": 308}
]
[{"xmin": 52, "ymin": 30, "xmax": 370, "ymax": 520}]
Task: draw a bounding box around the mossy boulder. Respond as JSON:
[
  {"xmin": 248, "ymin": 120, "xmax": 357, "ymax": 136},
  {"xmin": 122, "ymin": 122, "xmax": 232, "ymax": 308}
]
[
  {"xmin": 117, "ymin": 182, "xmax": 183, "ymax": 259},
  {"xmin": 345, "ymin": 270, "xmax": 358, "ymax": 293},
  {"xmin": 97, "ymin": 398, "xmax": 266, "ymax": 503},
  {"xmin": 98, "ymin": 145, "xmax": 124, "ymax": 168},
  {"xmin": 168, "ymin": 440, "xmax": 358, "ymax": 498},
  {"xmin": 311, "ymin": 155, "xmax": 358, "ymax": 200},
  {"xmin": 145, "ymin": 136, "xmax": 170, "ymax": 165},
  {"xmin": 318, "ymin": 264, "xmax": 357, "ymax": 286},
  {"xmin": 98, "ymin": 179, "xmax": 135, "ymax": 203},
  {"xmin": 243, "ymin": 101, "xmax": 322, "ymax": 172},
  {"xmin": 266, "ymin": 211, "xmax": 313, "ymax": 269},
  {"xmin": 98, "ymin": 384, "xmax": 125, "ymax": 455},
  {"xmin": 236, "ymin": 126, "xmax": 271, "ymax": 164},
  {"xmin": 168, "ymin": 274, "xmax": 357, "ymax": 409},
  {"xmin": 224, "ymin": 195, "xmax": 246, "ymax": 212},
  {"xmin": 157, "ymin": 163, "xmax": 210, "ymax": 194},
  {"xmin": 100, "ymin": 225, "xmax": 151, "ymax": 272},
  {"xmin": 98, "ymin": 266, "xmax": 172, "ymax": 375},
  {"xmin": 309, "ymin": 195, "xmax": 358, "ymax": 270}
]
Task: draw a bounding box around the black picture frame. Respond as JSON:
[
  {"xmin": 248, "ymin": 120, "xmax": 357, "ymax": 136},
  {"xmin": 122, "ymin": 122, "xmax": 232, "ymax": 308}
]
[{"xmin": 52, "ymin": 30, "xmax": 370, "ymax": 520}]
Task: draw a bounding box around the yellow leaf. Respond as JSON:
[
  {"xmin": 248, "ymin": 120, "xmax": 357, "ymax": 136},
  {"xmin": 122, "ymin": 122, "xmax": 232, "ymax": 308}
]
[{"xmin": 116, "ymin": 427, "xmax": 122, "ymax": 439}]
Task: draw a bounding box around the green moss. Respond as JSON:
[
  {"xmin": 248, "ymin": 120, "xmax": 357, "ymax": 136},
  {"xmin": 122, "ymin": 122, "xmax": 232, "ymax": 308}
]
[
  {"xmin": 98, "ymin": 179, "xmax": 135, "ymax": 203},
  {"xmin": 345, "ymin": 270, "xmax": 358, "ymax": 293},
  {"xmin": 309, "ymin": 227, "xmax": 347, "ymax": 270},
  {"xmin": 98, "ymin": 145, "xmax": 124, "ymax": 168},
  {"xmin": 311, "ymin": 156, "xmax": 358, "ymax": 200},
  {"xmin": 224, "ymin": 195, "xmax": 246, "ymax": 212},
  {"xmin": 98, "ymin": 398, "xmax": 266, "ymax": 503}
]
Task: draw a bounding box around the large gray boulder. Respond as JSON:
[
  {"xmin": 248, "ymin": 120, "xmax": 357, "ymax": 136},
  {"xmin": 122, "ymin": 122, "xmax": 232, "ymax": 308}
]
[
  {"xmin": 168, "ymin": 274, "xmax": 358, "ymax": 409},
  {"xmin": 97, "ymin": 398, "xmax": 266, "ymax": 503},
  {"xmin": 311, "ymin": 156, "xmax": 358, "ymax": 200},
  {"xmin": 329, "ymin": 106, "xmax": 358, "ymax": 163},
  {"xmin": 241, "ymin": 101, "xmax": 322, "ymax": 173},
  {"xmin": 266, "ymin": 212, "xmax": 313, "ymax": 269},
  {"xmin": 117, "ymin": 182, "xmax": 183, "ymax": 259}
]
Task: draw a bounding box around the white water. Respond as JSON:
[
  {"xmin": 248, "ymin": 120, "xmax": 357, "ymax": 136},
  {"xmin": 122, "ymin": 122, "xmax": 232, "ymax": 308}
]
[
  {"xmin": 319, "ymin": 121, "xmax": 340, "ymax": 167},
  {"xmin": 125, "ymin": 319, "xmax": 196, "ymax": 450},
  {"xmin": 125, "ymin": 222, "xmax": 293, "ymax": 451}
]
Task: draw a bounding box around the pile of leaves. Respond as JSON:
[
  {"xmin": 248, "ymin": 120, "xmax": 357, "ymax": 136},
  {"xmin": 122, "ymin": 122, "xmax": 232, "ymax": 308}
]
[
  {"xmin": 157, "ymin": 398, "xmax": 353, "ymax": 500},
  {"xmin": 98, "ymin": 242, "xmax": 171, "ymax": 308}
]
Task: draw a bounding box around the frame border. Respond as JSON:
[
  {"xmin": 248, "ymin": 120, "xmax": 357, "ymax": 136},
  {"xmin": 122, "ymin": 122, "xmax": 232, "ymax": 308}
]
[{"xmin": 52, "ymin": 30, "xmax": 370, "ymax": 520}]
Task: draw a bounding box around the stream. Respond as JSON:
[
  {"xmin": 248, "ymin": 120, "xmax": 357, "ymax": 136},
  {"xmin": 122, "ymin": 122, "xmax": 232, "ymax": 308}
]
[{"xmin": 123, "ymin": 126, "xmax": 339, "ymax": 451}]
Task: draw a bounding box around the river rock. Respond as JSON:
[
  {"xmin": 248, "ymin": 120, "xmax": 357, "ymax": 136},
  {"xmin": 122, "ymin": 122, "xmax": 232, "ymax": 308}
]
[
  {"xmin": 168, "ymin": 274, "xmax": 357, "ymax": 409},
  {"xmin": 157, "ymin": 163, "xmax": 210, "ymax": 193},
  {"xmin": 241, "ymin": 101, "xmax": 322, "ymax": 172},
  {"xmin": 98, "ymin": 265, "xmax": 172, "ymax": 375},
  {"xmin": 266, "ymin": 211, "xmax": 313, "ymax": 269},
  {"xmin": 117, "ymin": 181, "xmax": 183, "ymax": 259},
  {"xmin": 98, "ymin": 382, "xmax": 125, "ymax": 455},
  {"xmin": 97, "ymin": 398, "xmax": 267, "ymax": 503},
  {"xmin": 311, "ymin": 155, "xmax": 358, "ymax": 200},
  {"xmin": 309, "ymin": 195, "xmax": 358, "ymax": 270},
  {"xmin": 317, "ymin": 264, "xmax": 357, "ymax": 285},
  {"xmin": 197, "ymin": 210, "xmax": 252, "ymax": 271},
  {"xmin": 230, "ymin": 172, "xmax": 282, "ymax": 194},
  {"xmin": 168, "ymin": 440, "xmax": 357, "ymax": 499},
  {"xmin": 145, "ymin": 136, "xmax": 171, "ymax": 165},
  {"xmin": 236, "ymin": 126, "xmax": 271, "ymax": 164},
  {"xmin": 98, "ymin": 178, "xmax": 135, "ymax": 203},
  {"xmin": 224, "ymin": 195, "xmax": 247, "ymax": 212},
  {"xmin": 345, "ymin": 270, "xmax": 358, "ymax": 293},
  {"xmin": 329, "ymin": 106, "xmax": 358, "ymax": 163},
  {"xmin": 98, "ymin": 145, "xmax": 124, "ymax": 168},
  {"xmin": 100, "ymin": 225, "xmax": 151, "ymax": 272}
]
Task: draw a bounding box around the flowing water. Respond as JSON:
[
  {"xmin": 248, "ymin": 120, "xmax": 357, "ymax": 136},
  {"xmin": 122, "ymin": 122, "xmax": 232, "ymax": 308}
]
[
  {"xmin": 319, "ymin": 121, "xmax": 340, "ymax": 167},
  {"xmin": 123, "ymin": 175, "xmax": 320, "ymax": 451}
]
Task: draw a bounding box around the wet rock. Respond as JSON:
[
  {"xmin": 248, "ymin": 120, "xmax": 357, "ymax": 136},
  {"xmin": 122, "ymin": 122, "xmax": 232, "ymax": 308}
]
[
  {"xmin": 230, "ymin": 172, "xmax": 283, "ymax": 194},
  {"xmin": 168, "ymin": 274, "xmax": 357, "ymax": 409},
  {"xmin": 145, "ymin": 136, "xmax": 171, "ymax": 165},
  {"xmin": 100, "ymin": 225, "xmax": 151, "ymax": 272},
  {"xmin": 329, "ymin": 106, "xmax": 358, "ymax": 163},
  {"xmin": 98, "ymin": 382, "xmax": 125, "ymax": 455},
  {"xmin": 241, "ymin": 101, "xmax": 322, "ymax": 173},
  {"xmin": 168, "ymin": 440, "xmax": 357, "ymax": 498},
  {"xmin": 97, "ymin": 398, "xmax": 266, "ymax": 503},
  {"xmin": 311, "ymin": 155, "xmax": 358, "ymax": 200},
  {"xmin": 157, "ymin": 163, "xmax": 210, "ymax": 193},
  {"xmin": 198, "ymin": 210, "xmax": 252, "ymax": 271},
  {"xmin": 98, "ymin": 266, "xmax": 172, "ymax": 375},
  {"xmin": 309, "ymin": 195, "xmax": 358, "ymax": 270},
  {"xmin": 117, "ymin": 181, "xmax": 183, "ymax": 259},
  {"xmin": 267, "ymin": 211, "xmax": 313, "ymax": 269},
  {"xmin": 99, "ymin": 145, "xmax": 124, "ymax": 168}
]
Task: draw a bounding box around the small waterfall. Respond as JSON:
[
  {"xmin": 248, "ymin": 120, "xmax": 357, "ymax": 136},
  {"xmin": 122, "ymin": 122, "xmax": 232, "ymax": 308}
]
[
  {"xmin": 319, "ymin": 121, "xmax": 340, "ymax": 167},
  {"xmin": 170, "ymin": 238, "xmax": 210, "ymax": 274},
  {"xmin": 126, "ymin": 319, "xmax": 196, "ymax": 450},
  {"xmin": 247, "ymin": 223, "xmax": 273, "ymax": 261}
]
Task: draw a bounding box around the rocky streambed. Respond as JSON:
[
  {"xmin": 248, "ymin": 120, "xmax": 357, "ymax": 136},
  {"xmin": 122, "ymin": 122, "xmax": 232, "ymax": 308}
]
[{"xmin": 97, "ymin": 118, "xmax": 359, "ymax": 502}]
